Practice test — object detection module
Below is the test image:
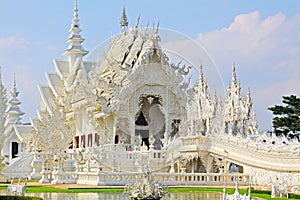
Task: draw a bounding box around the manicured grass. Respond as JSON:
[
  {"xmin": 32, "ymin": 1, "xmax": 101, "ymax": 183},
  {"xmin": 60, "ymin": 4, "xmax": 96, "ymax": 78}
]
[{"xmin": 168, "ymin": 187, "xmax": 300, "ymax": 200}]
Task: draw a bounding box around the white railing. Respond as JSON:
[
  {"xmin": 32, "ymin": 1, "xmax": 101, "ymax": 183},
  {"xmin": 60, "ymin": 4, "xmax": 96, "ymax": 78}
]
[{"xmin": 76, "ymin": 172, "xmax": 250, "ymax": 186}]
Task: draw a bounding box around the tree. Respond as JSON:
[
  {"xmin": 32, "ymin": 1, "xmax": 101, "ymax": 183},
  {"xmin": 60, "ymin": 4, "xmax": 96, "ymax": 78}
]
[{"xmin": 268, "ymin": 95, "xmax": 300, "ymax": 138}]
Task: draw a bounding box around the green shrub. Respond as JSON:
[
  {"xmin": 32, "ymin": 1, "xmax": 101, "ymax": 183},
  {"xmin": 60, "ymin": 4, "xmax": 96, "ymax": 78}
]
[{"xmin": 288, "ymin": 193, "xmax": 300, "ymax": 199}]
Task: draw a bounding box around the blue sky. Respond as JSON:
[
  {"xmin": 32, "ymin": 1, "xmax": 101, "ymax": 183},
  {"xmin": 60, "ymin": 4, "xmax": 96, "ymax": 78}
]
[{"xmin": 0, "ymin": 0, "xmax": 300, "ymax": 131}]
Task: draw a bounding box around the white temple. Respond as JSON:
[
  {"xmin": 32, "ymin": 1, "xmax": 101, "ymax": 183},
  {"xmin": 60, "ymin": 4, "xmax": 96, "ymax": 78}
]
[{"xmin": 0, "ymin": 1, "xmax": 300, "ymax": 193}]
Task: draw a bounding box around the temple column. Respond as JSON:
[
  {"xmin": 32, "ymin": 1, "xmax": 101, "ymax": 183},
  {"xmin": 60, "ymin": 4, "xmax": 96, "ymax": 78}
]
[
  {"xmin": 164, "ymin": 88, "xmax": 170, "ymax": 139},
  {"xmin": 130, "ymin": 118, "xmax": 135, "ymax": 146},
  {"xmin": 224, "ymin": 160, "xmax": 230, "ymax": 174},
  {"xmin": 191, "ymin": 160, "xmax": 195, "ymax": 173},
  {"xmin": 164, "ymin": 116, "xmax": 170, "ymax": 141}
]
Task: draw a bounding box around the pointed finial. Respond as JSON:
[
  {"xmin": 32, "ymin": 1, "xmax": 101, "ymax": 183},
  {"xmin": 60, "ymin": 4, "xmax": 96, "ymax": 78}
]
[
  {"xmin": 152, "ymin": 22, "xmax": 155, "ymax": 33},
  {"xmin": 155, "ymin": 21, "xmax": 160, "ymax": 33},
  {"xmin": 232, "ymin": 62, "xmax": 236, "ymax": 72},
  {"xmin": 199, "ymin": 64, "xmax": 204, "ymax": 82},
  {"xmin": 145, "ymin": 20, "xmax": 149, "ymax": 32},
  {"xmin": 135, "ymin": 14, "xmax": 141, "ymax": 29},
  {"xmin": 73, "ymin": 0, "xmax": 79, "ymax": 25},
  {"xmin": 11, "ymin": 73, "xmax": 19, "ymax": 98},
  {"xmin": 120, "ymin": 6, "xmax": 129, "ymax": 29},
  {"xmin": 232, "ymin": 62, "xmax": 237, "ymax": 82},
  {"xmin": 75, "ymin": 0, "xmax": 78, "ymax": 10},
  {"xmin": 13, "ymin": 73, "xmax": 16, "ymax": 88}
]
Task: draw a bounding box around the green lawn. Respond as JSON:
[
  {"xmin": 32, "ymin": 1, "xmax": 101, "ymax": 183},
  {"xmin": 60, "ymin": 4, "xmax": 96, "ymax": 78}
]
[{"xmin": 168, "ymin": 188, "xmax": 300, "ymax": 200}]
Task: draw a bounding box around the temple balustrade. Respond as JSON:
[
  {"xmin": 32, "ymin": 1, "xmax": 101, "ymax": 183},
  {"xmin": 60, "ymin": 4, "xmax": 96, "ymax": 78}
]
[
  {"xmin": 76, "ymin": 171, "xmax": 250, "ymax": 186},
  {"xmin": 91, "ymin": 145, "xmax": 166, "ymax": 160}
]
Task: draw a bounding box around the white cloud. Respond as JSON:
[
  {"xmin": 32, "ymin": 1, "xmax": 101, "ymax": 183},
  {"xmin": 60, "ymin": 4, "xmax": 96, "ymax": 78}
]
[
  {"xmin": 196, "ymin": 11, "xmax": 300, "ymax": 130},
  {"xmin": 161, "ymin": 11, "xmax": 300, "ymax": 130},
  {"xmin": 0, "ymin": 35, "xmax": 28, "ymax": 53},
  {"xmin": 197, "ymin": 12, "xmax": 288, "ymax": 67}
]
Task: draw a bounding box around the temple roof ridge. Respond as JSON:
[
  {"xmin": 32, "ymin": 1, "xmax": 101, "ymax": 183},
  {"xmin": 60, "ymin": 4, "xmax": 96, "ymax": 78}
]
[
  {"xmin": 38, "ymin": 84, "xmax": 56, "ymax": 116},
  {"xmin": 95, "ymin": 21, "xmax": 163, "ymax": 74},
  {"xmin": 45, "ymin": 72, "xmax": 64, "ymax": 98}
]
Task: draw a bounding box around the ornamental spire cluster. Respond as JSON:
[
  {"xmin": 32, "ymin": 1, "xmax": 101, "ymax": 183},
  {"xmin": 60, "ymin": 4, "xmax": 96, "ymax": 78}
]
[
  {"xmin": 193, "ymin": 65, "xmax": 216, "ymax": 135},
  {"xmin": 224, "ymin": 64, "xmax": 253, "ymax": 135}
]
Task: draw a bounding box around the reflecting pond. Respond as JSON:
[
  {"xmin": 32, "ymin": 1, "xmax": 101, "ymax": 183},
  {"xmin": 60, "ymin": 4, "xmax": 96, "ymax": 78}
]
[{"xmin": 2, "ymin": 192, "xmax": 223, "ymax": 200}]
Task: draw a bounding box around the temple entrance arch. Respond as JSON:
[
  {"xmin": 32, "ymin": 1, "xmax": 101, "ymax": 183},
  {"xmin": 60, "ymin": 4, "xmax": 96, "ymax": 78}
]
[
  {"xmin": 135, "ymin": 94, "xmax": 165, "ymax": 149},
  {"xmin": 128, "ymin": 85, "xmax": 185, "ymax": 149}
]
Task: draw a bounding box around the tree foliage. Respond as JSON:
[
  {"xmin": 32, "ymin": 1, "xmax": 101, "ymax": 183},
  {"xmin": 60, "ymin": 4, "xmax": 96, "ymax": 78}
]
[{"xmin": 268, "ymin": 95, "xmax": 300, "ymax": 138}]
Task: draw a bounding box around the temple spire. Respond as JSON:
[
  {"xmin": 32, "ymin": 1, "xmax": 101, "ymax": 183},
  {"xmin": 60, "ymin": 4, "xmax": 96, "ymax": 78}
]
[
  {"xmin": 120, "ymin": 6, "xmax": 129, "ymax": 30},
  {"xmin": 63, "ymin": 0, "xmax": 88, "ymax": 69},
  {"xmin": 5, "ymin": 75, "xmax": 24, "ymax": 126}
]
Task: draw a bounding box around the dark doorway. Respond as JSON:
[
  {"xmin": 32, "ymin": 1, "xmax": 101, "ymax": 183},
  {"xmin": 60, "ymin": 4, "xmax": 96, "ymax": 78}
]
[
  {"xmin": 12, "ymin": 142, "xmax": 18, "ymax": 158},
  {"xmin": 115, "ymin": 135, "xmax": 119, "ymax": 144}
]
